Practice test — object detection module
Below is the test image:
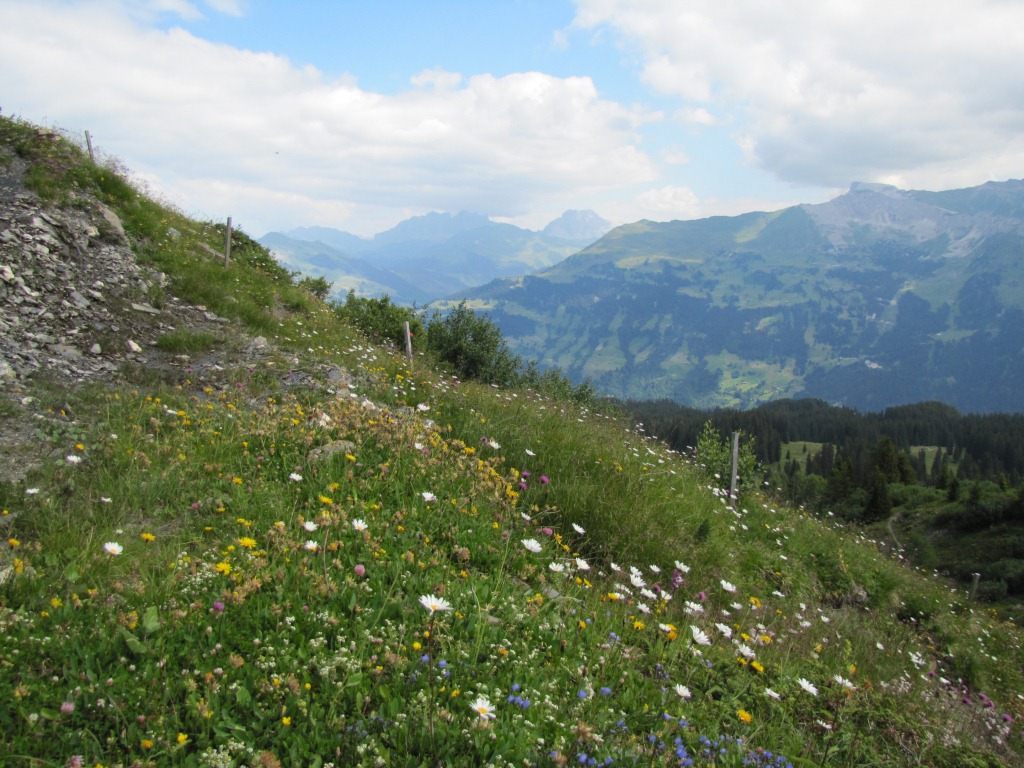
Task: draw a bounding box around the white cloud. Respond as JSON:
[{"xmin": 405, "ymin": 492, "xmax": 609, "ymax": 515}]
[
  {"xmin": 574, "ymin": 0, "xmax": 1024, "ymax": 190},
  {"xmin": 635, "ymin": 185, "xmax": 700, "ymax": 218},
  {"xmin": 0, "ymin": 1, "xmax": 659, "ymax": 235}
]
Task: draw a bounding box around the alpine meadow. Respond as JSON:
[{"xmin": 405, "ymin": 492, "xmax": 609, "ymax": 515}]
[{"xmin": 1, "ymin": 115, "xmax": 1023, "ymax": 768}]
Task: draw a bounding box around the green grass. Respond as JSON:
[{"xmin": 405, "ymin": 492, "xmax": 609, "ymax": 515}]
[
  {"xmin": 1, "ymin": 113, "xmax": 1022, "ymax": 768},
  {"xmin": 156, "ymin": 330, "xmax": 219, "ymax": 355}
]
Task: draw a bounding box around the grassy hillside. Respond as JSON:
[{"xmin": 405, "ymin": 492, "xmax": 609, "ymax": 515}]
[{"xmin": 1, "ymin": 116, "xmax": 1022, "ymax": 767}]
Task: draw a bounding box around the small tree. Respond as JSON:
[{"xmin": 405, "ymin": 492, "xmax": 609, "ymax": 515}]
[
  {"xmin": 335, "ymin": 291, "xmax": 423, "ymax": 349},
  {"xmin": 425, "ymin": 302, "xmax": 521, "ymax": 385}
]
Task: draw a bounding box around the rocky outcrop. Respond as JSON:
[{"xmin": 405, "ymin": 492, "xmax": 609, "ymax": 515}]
[{"xmin": 0, "ymin": 150, "xmax": 231, "ymax": 385}]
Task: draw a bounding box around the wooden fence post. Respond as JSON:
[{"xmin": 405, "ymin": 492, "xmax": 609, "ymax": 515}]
[
  {"xmin": 729, "ymin": 431, "xmax": 740, "ymax": 509},
  {"xmin": 224, "ymin": 216, "xmax": 232, "ymax": 267},
  {"xmin": 403, "ymin": 321, "xmax": 413, "ymax": 363},
  {"xmin": 84, "ymin": 130, "xmax": 95, "ymax": 162}
]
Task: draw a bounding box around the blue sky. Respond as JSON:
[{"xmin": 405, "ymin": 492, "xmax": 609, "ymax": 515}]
[{"xmin": 2, "ymin": 0, "xmax": 1023, "ymax": 237}]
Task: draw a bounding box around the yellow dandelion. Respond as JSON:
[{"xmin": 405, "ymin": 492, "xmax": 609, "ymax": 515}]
[
  {"xmin": 215, "ymin": 562, "xmax": 232, "ymax": 575},
  {"xmin": 737, "ymin": 709, "xmax": 753, "ymax": 724},
  {"xmin": 140, "ymin": 532, "xmax": 155, "ymax": 542}
]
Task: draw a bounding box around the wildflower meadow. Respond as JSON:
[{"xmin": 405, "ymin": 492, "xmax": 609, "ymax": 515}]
[{"xmin": 0, "ymin": 115, "xmax": 1022, "ymax": 767}]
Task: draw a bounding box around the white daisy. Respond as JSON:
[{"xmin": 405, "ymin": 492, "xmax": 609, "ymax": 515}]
[
  {"xmin": 469, "ymin": 695, "xmax": 496, "ymax": 719},
  {"xmin": 691, "ymin": 626, "xmax": 712, "ymax": 646},
  {"xmin": 103, "ymin": 542, "xmax": 123, "ymax": 556},
  {"xmin": 521, "ymin": 538, "xmax": 542, "ymax": 553},
  {"xmin": 797, "ymin": 678, "xmax": 818, "ymax": 696},
  {"xmin": 419, "ymin": 594, "xmax": 453, "ymax": 614}
]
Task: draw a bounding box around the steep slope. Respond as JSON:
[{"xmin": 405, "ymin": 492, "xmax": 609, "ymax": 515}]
[
  {"xmin": 2, "ymin": 116, "xmax": 1021, "ymax": 768},
  {"xmin": 461, "ymin": 180, "xmax": 1024, "ymax": 412}
]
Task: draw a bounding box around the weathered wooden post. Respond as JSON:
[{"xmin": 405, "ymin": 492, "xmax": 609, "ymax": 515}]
[
  {"xmin": 84, "ymin": 130, "xmax": 95, "ymax": 162},
  {"xmin": 224, "ymin": 216, "xmax": 232, "ymax": 267},
  {"xmin": 403, "ymin": 321, "xmax": 413, "ymax": 362},
  {"xmin": 729, "ymin": 431, "xmax": 740, "ymax": 509}
]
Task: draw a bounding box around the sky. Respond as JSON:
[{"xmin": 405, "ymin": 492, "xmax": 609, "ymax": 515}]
[{"xmin": 2, "ymin": 0, "xmax": 1023, "ymax": 238}]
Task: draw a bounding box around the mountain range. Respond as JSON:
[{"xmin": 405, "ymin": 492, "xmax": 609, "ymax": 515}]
[
  {"xmin": 453, "ymin": 179, "xmax": 1024, "ymax": 413},
  {"xmin": 259, "ymin": 209, "xmax": 612, "ymax": 304}
]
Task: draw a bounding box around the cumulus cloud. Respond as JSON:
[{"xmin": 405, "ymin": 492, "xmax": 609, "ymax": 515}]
[
  {"xmin": 574, "ymin": 0, "xmax": 1024, "ymax": 190},
  {"xmin": 0, "ymin": 0, "xmax": 658, "ymax": 234}
]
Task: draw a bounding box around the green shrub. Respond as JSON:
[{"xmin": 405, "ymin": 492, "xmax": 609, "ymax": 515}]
[
  {"xmin": 425, "ymin": 302, "xmax": 521, "ymax": 385},
  {"xmin": 334, "ymin": 291, "xmax": 423, "ymax": 349},
  {"xmin": 693, "ymin": 420, "xmax": 761, "ymax": 503},
  {"xmin": 297, "ymin": 275, "xmax": 333, "ymax": 301}
]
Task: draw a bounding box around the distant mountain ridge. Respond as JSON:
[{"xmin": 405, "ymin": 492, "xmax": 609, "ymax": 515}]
[
  {"xmin": 455, "ymin": 179, "xmax": 1024, "ymax": 413},
  {"xmin": 259, "ymin": 210, "xmax": 611, "ymax": 304}
]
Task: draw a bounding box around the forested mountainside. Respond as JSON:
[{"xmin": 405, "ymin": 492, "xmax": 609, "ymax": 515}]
[{"xmin": 458, "ymin": 179, "xmax": 1024, "ymax": 412}]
